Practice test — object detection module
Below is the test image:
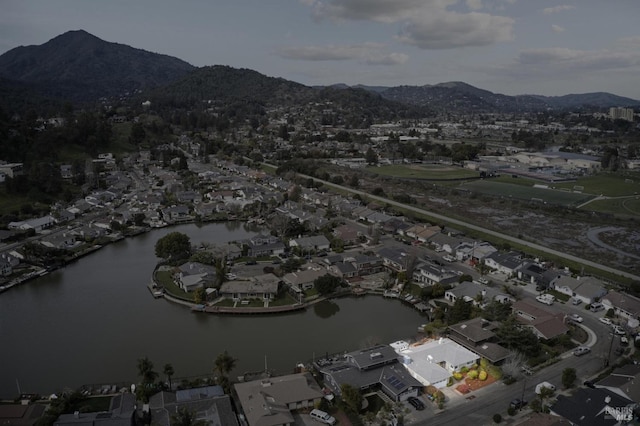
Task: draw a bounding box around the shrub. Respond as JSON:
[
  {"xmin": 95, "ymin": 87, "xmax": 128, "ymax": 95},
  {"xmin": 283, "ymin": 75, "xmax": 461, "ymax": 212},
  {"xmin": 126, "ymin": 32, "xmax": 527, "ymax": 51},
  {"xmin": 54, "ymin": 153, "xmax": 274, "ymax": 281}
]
[
  {"xmin": 507, "ymin": 406, "xmax": 516, "ymax": 416},
  {"xmin": 467, "ymin": 370, "xmax": 479, "ymax": 380},
  {"xmin": 453, "ymin": 372, "xmax": 463, "ymax": 381},
  {"xmin": 479, "ymin": 370, "xmax": 488, "ymax": 381},
  {"xmin": 460, "ymin": 366, "xmax": 469, "ymax": 374},
  {"xmin": 493, "ymin": 413, "xmax": 503, "ymax": 423}
]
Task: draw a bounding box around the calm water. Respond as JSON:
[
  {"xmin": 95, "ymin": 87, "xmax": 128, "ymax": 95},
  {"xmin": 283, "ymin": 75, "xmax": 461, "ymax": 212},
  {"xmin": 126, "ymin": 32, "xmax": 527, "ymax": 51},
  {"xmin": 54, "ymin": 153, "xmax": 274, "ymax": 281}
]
[{"xmin": 0, "ymin": 223, "xmax": 426, "ymax": 398}]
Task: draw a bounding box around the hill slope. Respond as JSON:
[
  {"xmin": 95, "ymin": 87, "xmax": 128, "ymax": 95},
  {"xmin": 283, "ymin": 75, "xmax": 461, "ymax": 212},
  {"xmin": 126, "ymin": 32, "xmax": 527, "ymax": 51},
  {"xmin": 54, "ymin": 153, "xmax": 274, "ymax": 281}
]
[{"xmin": 0, "ymin": 30, "xmax": 195, "ymax": 101}]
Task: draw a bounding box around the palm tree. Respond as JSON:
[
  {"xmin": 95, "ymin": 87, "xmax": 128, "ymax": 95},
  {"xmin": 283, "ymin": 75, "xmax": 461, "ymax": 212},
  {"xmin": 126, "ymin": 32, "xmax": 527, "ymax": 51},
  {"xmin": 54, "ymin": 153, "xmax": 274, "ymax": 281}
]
[
  {"xmin": 171, "ymin": 407, "xmax": 206, "ymax": 426},
  {"xmin": 214, "ymin": 351, "xmax": 237, "ymax": 378},
  {"xmin": 163, "ymin": 363, "xmax": 175, "ymax": 391},
  {"xmin": 137, "ymin": 356, "xmax": 158, "ymax": 387}
]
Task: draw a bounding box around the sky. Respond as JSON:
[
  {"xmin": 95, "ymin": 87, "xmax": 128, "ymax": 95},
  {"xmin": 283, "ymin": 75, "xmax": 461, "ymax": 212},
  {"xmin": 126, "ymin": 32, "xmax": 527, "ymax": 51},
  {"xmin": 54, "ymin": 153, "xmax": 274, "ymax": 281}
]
[{"xmin": 2, "ymin": 0, "xmax": 640, "ymax": 99}]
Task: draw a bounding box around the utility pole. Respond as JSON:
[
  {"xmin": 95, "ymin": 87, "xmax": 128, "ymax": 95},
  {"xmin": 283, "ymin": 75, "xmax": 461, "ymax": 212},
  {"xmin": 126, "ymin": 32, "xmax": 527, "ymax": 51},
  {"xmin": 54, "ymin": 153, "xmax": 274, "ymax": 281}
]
[
  {"xmin": 605, "ymin": 332, "xmax": 615, "ymax": 367},
  {"xmin": 520, "ymin": 377, "xmax": 526, "ymax": 411}
]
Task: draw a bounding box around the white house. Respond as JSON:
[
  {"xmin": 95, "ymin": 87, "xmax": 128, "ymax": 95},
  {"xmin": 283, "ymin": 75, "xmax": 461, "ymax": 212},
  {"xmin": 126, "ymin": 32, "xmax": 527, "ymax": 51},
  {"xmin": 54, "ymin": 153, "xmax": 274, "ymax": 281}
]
[{"xmin": 393, "ymin": 338, "xmax": 479, "ymax": 389}]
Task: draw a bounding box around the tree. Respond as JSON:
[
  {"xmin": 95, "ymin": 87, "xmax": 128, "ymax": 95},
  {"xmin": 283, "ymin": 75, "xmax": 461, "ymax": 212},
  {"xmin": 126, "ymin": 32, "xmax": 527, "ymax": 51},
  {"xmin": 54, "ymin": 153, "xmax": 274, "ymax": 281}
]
[
  {"xmin": 214, "ymin": 350, "xmax": 237, "ymax": 378},
  {"xmin": 164, "ymin": 364, "xmax": 175, "ymax": 391},
  {"xmin": 537, "ymin": 385, "xmax": 555, "ymax": 413},
  {"xmin": 314, "ymin": 274, "xmax": 343, "ymax": 295},
  {"xmin": 447, "ymin": 298, "xmax": 473, "ymax": 324},
  {"xmin": 365, "ymin": 147, "xmax": 378, "ymax": 165},
  {"xmin": 340, "ymin": 383, "xmax": 362, "ymax": 413},
  {"xmin": 170, "ymin": 407, "xmax": 206, "ymax": 426},
  {"xmin": 136, "ymin": 356, "xmax": 159, "ymax": 402},
  {"xmin": 155, "ymin": 232, "xmax": 192, "ymax": 260},
  {"xmin": 562, "ymin": 367, "xmax": 576, "ymax": 389}
]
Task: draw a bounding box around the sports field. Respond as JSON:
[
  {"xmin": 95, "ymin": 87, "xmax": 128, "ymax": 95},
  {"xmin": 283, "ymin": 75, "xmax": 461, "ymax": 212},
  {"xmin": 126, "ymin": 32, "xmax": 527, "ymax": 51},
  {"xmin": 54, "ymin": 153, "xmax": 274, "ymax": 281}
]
[
  {"xmin": 581, "ymin": 197, "xmax": 640, "ymax": 218},
  {"xmin": 459, "ymin": 180, "xmax": 595, "ymax": 206},
  {"xmin": 367, "ymin": 164, "xmax": 479, "ymax": 180},
  {"xmin": 553, "ymin": 173, "xmax": 640, "ymax": 197}
]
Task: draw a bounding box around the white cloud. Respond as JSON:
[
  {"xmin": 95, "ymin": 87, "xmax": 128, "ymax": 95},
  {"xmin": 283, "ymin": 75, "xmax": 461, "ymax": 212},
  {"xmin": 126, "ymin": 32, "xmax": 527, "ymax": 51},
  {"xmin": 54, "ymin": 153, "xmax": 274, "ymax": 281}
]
[
  {"xmin": 542, "ymin": 5, "xmax": 575, "ymax": 14},
  {"xmin": 275, "ymin": 43, "xmax": 408, "ymax": 65},
  {"xmin": 551, "ymin": 24, "xmax": 565, "ymax": 33},
  {"xmin": 396, "ymin": 11, "xmax": 514, "ymax": 49},
  {"xmin": 515, "ymin": 47, "xmax": 640, "ymax": 72},
  {"xmin": 304, "ymin": 0, "xmax": 514, "ymax": 49},
  {"xmin": 466, "ymin": 0, "xmax": 483, "ymax": 11}
]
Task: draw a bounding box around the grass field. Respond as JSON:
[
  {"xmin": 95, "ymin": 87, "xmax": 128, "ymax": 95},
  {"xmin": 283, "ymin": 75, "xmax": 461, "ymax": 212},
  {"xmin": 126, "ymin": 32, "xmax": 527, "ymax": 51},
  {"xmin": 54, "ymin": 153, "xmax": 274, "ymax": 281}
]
[
  {"xmin": 553, "ymin": 173, "xmax": 640, "ymax": 197},
  {"xmin": 367, "ymin": 164, "xmax": 479, "ymax": 180},
  {"xmin": 459, "ymin": 180, "xmax": 594, "ymax": 206},
  {"xmin": 581, "ymin": 196, "xmax": 640, "ymax": 218}
]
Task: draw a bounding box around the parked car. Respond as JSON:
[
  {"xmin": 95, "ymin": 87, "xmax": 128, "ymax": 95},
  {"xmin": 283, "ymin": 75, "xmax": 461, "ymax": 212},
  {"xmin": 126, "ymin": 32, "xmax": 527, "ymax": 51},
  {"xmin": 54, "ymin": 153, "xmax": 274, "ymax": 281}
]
[
  {"xmin": 510, "ymin": 398, "xmax": 528, "ymax": 409},
  {"xmin": 590, "ymin": 302, "xmax": 605, "ymax": 312},
  {"xmin": 407, "ymin": 396, "xmax": 425, "ymax": 410},
  {"xmin": 535, "ymin": 382, "xmax": 556, "ymax": 394},
  {"xmin": 536, "ymin": 294, "xmax": 555, "ymax": 305},
  {"xmin": 620, "ymin": 336, "xmax": 629, "ymax": 345},
  {"xmin": 573, "ymin": 346, "xmax": 591, "ymax": 357},
  {"xmin": 613, "ymin": 325, "xmax": 625, "ymax": 335},
  {"xmin": 571, "ymin": 297, "xmax": 582, "ymax": 305},
  {"xmin": 310, "ymin": 409, "xmax": 336, "ymax": 425},
  {"xmin": 568, "ymin": 313, "xmax": 583, "ymax": 323},
  {"xmin": 599, "ymin": 317, "xmax": 612, "ymax": 326}
]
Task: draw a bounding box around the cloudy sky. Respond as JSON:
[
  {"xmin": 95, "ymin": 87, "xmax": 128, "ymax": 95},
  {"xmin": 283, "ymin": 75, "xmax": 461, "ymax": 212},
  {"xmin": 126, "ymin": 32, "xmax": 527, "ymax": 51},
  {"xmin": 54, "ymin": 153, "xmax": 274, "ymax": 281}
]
[{"xmin": 2, "ymin": 0, "xmax": 640, "ymax": 99}]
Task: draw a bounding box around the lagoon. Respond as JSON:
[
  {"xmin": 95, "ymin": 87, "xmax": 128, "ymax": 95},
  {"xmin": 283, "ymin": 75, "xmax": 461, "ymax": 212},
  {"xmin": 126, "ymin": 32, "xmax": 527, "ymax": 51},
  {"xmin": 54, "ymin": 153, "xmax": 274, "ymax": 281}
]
[{"xmin": 0, "ymin": 222, "xmax": 427, "ymax": 398}]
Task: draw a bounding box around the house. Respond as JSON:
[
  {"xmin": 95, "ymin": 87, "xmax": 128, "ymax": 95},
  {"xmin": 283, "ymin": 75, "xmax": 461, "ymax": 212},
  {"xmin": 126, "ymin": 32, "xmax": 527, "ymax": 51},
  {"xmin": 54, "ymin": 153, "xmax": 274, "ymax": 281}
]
[
  {"xmin": 8, "ymin": 215, "xmax": 56, "ymax": 233},
  {"xmin": 219, "ymin": 273, "xmax": 280, "ymax": 301},
  {"xmin": 551, "ymin": 387, "xmax": 636, "ymax": 426},
  {"xmin": 282, "ymin": 269, "xmax": 328, "ymax": 293},
  {"xmin": 163, "ymin": 205, "xmax": 191, "ymax": 222},
  {"xmin": 512, "ymin": 299, "xmax": 569, "ymax": 340},
  {"xmin": 447, "ymin": 318, "xmax": 511, "ymax": 364},
  {"xmin": 54, "ymin": 393, "xmax": 135, "ymax": 426},
  {"xmin": 444, "ymin": 281, "xmax": 514, "ymax": 307},
  {"xmin": 289, "ymin": 235, "xmax": 330, "ymax": 252},
  {"xmin": 175, "ymin": 262, "xmax": 217, "ymax": 292},
  {"xmin": 318, "ymin": 345, "xmax": 422, "ymax": 402},
  {"xmin": 412, "ymin": 261, "xmax": 459, "ymax": 287},
  {"xmin": 246, "ymin": 234, "xmax": 285, "ymax": 258},
  {"xmin": 602, "ymin": 290, "xmax": 640, "ymax": 323},
  {"xmin": 454, "ymin": 241, "xmax": 497, "ymax": 264},
  {"xmin": 551, "ymin": 275, "xmax": 607, "ymax": 305},
  {"xmin": 0, "ymin": 403, "xmax": 45, "ymax": 426},
  {"xmin": 594, "ymin": 364, "xmax": 640, "ymax": 403},
  {"xmin": 330, "ymin": 261, "xmax": 358, "ymax": 279},
  {"xmin": 148, "ymin": 385, "xmax": 238, "ymax": 426},
  {"xmin": 392, "ymin": 338, "xmax": 480, "ymax": 388},
  {"xmin": 351, "ymin": 254, "xmax": 384, "ymax": 275},
  {"xmin": 332, "ymin": 224, "xmax": 361, "ymax": 246},
  {"xmin": 40, "ymin": 233, "xmax": 79, "ymax": 250},
  {"xmin": 428, "ymin": 233, "xmax": 470, "ymax": 254},
  {"xmin": 234, "ymin": 373, "xmax": 323, "ymax": 426},
  {"xmin": 377, "ymin": 247, "xmax": 410, "ymax": 272},
  {"xmin": 483, "ymin": 251, "xmax": 524, "ymax": 276}
]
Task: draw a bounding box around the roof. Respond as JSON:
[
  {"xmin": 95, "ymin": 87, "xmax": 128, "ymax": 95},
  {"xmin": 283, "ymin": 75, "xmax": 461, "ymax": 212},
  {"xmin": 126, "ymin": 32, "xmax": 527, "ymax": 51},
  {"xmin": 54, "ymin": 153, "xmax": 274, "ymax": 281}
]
[
  {"xmin": 551, "ymin": 388, "xmax": 634, "ymax": 426},
  {"xmin": 219, "ymin": 278, "xmax": 279, "ymax": 295},
  {"xmin": 234, "ymin": 373, "xmax": 323, "ymax": 426},
  {"xmin": 348, "ymin": 345, "xmax": 399, "ymax": 370},
  {"xmin": 0, "ymin": 404, "xmax": 46, "ymax": 426},
  {"xmin": 148, "ymin": 388, "xmax": 238, "ymax": 426},
  {"xmin": 448, "ymin": 317, "xmax": 498, "ymax": 343},
  {"xmin": 54, "ymin": 394, "xmax": 136, "ymax": 426},
  {"xmin": 512, "ymin": 299, "xmax": 569, "ymax": 340},
  {"xmin": 602, "ymin": 290, "xmax": 640, "ymax": 317}
]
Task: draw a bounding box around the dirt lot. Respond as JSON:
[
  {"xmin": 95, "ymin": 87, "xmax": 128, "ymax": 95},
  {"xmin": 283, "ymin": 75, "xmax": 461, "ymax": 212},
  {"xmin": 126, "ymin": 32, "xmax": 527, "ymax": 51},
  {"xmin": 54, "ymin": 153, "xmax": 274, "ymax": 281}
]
[{"xmin": 352, "ymin": 169, "xmax": 640, "ymax": 278}]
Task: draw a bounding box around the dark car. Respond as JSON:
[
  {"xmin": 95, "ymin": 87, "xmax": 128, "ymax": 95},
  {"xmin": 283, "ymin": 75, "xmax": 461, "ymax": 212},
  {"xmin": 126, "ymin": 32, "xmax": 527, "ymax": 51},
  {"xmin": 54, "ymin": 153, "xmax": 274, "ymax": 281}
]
[
  {"xmin": 407, "ymin": 396, "xmax": 425, "ymax": 410},
  {"xmin": 510, "ymin": 398, "xmax": 527, "ymax": 409}
]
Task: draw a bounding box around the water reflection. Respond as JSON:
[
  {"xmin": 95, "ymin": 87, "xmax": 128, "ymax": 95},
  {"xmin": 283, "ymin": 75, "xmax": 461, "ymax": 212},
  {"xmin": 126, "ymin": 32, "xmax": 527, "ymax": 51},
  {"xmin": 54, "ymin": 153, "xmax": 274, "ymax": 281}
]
[{"xmin": 313, "ymin": 300, "xmax": 341, "ymax": 318}]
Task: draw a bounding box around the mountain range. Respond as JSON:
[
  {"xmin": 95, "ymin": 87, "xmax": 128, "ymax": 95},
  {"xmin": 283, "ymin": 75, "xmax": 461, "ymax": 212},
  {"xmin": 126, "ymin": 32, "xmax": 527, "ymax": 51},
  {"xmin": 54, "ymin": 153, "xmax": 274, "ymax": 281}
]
[{"xmin": 0, "ymin": 30, "xmax": 638, "ymax": 114}]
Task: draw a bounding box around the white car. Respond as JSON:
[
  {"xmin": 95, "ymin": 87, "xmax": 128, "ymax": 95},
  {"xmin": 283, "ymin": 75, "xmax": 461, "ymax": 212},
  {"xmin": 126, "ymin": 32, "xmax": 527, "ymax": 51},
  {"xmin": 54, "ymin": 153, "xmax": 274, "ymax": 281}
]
[
  {"xmin": 599, "ymin": 317, "xmax": 612, "ymax": 326},
  {"xmin": 536, "ymin": 294, "xmax": 555, "ymax": 305},
  {"xmin": 568, "ymin": 313, "xmax": 583, "ymax": 323},
  {"xmin": 573, "ymin": 346, "xmax": 591, "ymax": 357},
  {"xmin": 613, "ymin": 325, "xmax": 625, "ymax": 335}
]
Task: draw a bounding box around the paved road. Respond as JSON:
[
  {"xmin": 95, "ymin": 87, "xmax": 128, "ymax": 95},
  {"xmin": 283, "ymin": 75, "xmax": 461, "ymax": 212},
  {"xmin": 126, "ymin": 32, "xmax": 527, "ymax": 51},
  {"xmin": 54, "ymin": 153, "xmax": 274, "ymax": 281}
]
[{"xmin": 291, "ymin": 171, "xmax": 640, "ymax": 282}]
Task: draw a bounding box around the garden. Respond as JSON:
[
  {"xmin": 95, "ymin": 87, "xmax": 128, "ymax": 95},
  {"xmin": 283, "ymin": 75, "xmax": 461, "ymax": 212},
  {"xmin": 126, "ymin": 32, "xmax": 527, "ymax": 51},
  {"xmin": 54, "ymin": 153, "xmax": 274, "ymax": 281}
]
[{"xmin": 447, "ymin": 359, "xmax": 502, "ymax": 397}]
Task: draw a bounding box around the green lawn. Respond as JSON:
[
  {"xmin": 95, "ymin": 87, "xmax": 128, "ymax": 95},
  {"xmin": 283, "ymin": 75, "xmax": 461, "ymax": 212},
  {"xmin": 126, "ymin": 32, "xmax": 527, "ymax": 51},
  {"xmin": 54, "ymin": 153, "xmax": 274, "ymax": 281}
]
[
  {"xmin": 580, "ymin": 197, "xmax": 640, "ymax": 218},
  {"xmin": 459, "ymin": 180, "xmax": 594, "ymax": 206},
  {"xmin": 553, "ymin": 173, "xmax": 640, "ymax": 197},
  {"xmin": 367, "ymin": 164, "xmax": 479, "ymax": 180}
]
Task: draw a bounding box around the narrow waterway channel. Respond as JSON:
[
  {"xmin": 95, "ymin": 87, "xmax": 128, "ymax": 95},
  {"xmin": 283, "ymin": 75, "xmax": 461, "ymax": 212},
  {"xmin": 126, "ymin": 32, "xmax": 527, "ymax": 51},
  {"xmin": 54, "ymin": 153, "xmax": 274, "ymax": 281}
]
[{"xmin": 0, "ymin": 222, "xmax": 427, "ymax": 399}]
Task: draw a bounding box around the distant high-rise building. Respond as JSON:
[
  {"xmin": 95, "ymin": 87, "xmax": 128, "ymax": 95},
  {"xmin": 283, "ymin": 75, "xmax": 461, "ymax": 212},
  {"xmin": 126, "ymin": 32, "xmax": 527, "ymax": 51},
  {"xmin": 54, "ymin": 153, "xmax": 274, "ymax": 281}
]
[{"xmin": 609, "ymin": 107, "xmax": 635, "ymax": 122}]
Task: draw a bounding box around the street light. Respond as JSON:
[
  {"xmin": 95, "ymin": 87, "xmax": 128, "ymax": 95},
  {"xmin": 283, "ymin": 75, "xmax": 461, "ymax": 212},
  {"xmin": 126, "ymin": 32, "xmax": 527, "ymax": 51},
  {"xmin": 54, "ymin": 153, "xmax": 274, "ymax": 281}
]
[{"xmin": 605, "ymin": 332, "xmax": 615, "ymax": 367}]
